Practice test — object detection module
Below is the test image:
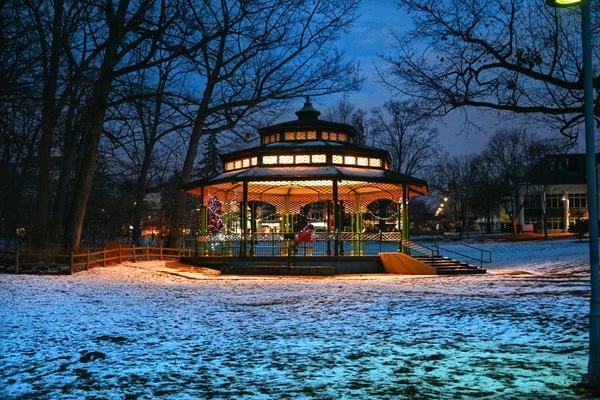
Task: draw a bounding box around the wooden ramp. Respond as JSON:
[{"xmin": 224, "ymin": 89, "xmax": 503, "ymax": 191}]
[{"xmin": 379, "ymin": 253, "xmax": 436, "ymax": 275}]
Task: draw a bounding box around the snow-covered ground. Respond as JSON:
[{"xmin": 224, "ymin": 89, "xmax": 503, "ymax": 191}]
[{"xmin": 0, "ymin": 238, "xmax": 595, "ymax": 399}]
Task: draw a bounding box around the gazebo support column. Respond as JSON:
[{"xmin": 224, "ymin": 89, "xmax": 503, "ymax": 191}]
[
  {"xmin": 397, "ymin": 199, "xmax": 402, "ymax": 253},
  {"xmin": 333, "ymin": 180, "xmax": 339, "ymax": 256},
  {"xmin": 402, "ymin": 185, "xmax": 410, "ymax": 254},
  {"xmin": 353, "ymin": 193, "xmax": 363, "ymax": 255},
  {"xmin": 285, "ymin": 195, "xmax": 291, "ymax": 233},
  {"xmin": 200, "ymin": 203, "xmax": 208, "ymax": 256},
  {"xmin": 249, "ymin": 201, "xmax": 256, "ymax": 256},
  {"xmin": 222, "ymin": 193, "xmax": 231, "ymax": 255},
  {"xmin": 326, "ymin": 199, "xmax": 332, "ymax": 256},
  {"xmin": 241, "ymin": 182, "xmax": 248, "ymax": 256}
]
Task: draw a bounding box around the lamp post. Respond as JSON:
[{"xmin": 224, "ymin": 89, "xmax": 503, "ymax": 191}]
[
  {"xmin": 546, "ymin": 0, "xmax": 600, "ymax": 385},
  {"xmin": 443, "ymin": 197, "xmax": 457, "ymax": 232}
]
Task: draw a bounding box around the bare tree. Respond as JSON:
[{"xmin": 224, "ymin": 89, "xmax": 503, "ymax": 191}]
[
  {"xmin": 370, "ymin": 100, "xmax": 440, "ymax": 177},
  {"xmin": 428, "ymin": 153, "xmax": 479, "ymax": 234},
  {"xmin": 169, "ymin": 0, "xmax": 363, "ymax": 245},
  {"xmin": 322, "ymin": 97, "xmax": 357, "ymax": 124},
  {"xmin": 101, "ymin": 56, "xmax": 194, "ymax": 246},
  {"xmin": 380, "ymin": 0, "xmax": 600, "ymax": 140},
  {"xmin": 2, "ymin": 0, "xmax": 362, "ymax": 252},
  {"xmin": 60, "ymin": 0, "xmax": 186, "ymax": 252},
  {"xmin": 322, "ymin": 97, "xmax": 369, "ymax": 145},
  {"xmin": 482, "ymin": 127, "xmax": 553, "ymax": 235}
]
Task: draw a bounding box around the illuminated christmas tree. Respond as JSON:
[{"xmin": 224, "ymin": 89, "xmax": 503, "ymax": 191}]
[{"xmin": 207, "ymin": 195, "xmax": 223, "ymax": 236}]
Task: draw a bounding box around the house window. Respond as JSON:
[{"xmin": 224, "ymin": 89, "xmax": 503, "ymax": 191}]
[
  {"xmin": 567, "ymin": 156, "xmax": 579, "ymax": 172},
  {"xmin": 332, "ymin": 155, "xmax": 343, "ymax": 164},
  {"xmin": 357, "ymin": 157, "xmax": 369, "ymax": 166},
  {"xmin": 546, "ymin": 194, "xmax": 564, "ymax": 208},
  {"xmin": 569, "ymin": 193, "xmax": 587, "ymax": 208},
  {"xmin": 549, "ymin": 157, "xmax": 560, "ymax": 172},
  {"xmin": 546, "ymin": 218, "xmax": 564, "ymax": 230},
  {"xmin": 524, "ymin": 194, "xmax": 541, "ymax": 209}
]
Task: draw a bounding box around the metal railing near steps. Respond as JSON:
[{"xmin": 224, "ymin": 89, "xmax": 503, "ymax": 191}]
[
  {"xmin": 431, "ymin": 235, "xmax": 492, "ymax": 268},
  {"xmin": 400, "ymin": 238, "xmax": 437, "ymax": 258}
]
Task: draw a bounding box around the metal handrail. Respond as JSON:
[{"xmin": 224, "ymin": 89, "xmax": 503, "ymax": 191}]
[
  {"xmin": 433, "ymin": 235, "xmax": 492, "ymax": 268},
  {"xmin": 401, "ymin": 239, "xmax": 437, "ymax": 258}
]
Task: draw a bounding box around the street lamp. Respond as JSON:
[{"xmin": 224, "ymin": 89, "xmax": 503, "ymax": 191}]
[
  {"xmin": 547, "ymin": 0, "xmax": 600, "ymax": 386},
  {"xmin": 443, "ymin": 197, "xmax": 457, "ymax": 232}
]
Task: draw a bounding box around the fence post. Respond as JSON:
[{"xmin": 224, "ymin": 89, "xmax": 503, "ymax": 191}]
[
  {"xmin": 15, "ymin": 248, "xmax": 19, "ymax": 274},
  {"xmin": 146, "ymin": 245, "xmax": 149, "ymax": 261},
  {"xmin": 86, "ymin": 250, "xmax": 90, "ymax": 270},
  {"xmin": 69, "ymin": 252, "xmax": 73, "ymax": 275},
  {"xmin": 160, "ymin": 245, "xmax": 163, "ymax": 261},
  {"xmin": 103, "ymin": 248, "xmax": 106, "ymax": 267},
  {"xmin": 132, "ymin": 245, "xmax": 136, "ymax": 262}
]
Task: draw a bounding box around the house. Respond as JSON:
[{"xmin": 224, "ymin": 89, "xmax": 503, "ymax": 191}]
[{"xmin": 520, "ymin": 153, "xmax": 598, "ymax": 233}]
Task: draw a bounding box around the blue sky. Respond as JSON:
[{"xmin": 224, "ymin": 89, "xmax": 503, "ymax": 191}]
[{"xmin": 312, "ymin": 0, "xmax": 499, "ymax": 157}]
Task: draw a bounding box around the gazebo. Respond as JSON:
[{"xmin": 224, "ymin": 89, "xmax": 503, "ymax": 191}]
[{"xmin": 182, "ymin": 97, "xmax": 429, "ymax": 271}]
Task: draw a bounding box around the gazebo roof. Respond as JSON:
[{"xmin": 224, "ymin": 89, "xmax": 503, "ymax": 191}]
[
  {"xmin": 182, "ymin": 165, "xmax": 427, "ymax": 199},
  {"xmin": 182, "ymin": 98, "xmax": 428, "ymax": 206}
]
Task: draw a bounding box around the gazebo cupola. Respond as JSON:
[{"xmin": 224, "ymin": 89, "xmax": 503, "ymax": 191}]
[{"xmin": 182, "ymin": 97, "xmax": 427, "ymax": 256}]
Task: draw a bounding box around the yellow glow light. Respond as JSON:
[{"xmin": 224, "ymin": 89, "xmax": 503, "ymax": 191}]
[{"xmin": 546, "ymin": 0, "xmax": 581, "ymax": 7}]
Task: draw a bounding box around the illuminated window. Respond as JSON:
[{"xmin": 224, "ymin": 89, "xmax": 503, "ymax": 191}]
[
  {"xmin": 251, "ymin": 157, "xmax": 257, "ymax": 166},
  {"xmin": 307, "ymin": 131, "xmax": 317, "ymax": 139},
  {"xmin": 242, "ymin": 158, "xmax": 250, "ymax": 168},
  {"xmin": 357, "ymin": 157, "xmax": 368, "ymax": 166},
  {"xmin": 280, "ymin": 155, "xmax": 294, "ymax": 164},
  {"xmin": 344, "ymin": 156, "xmax": 356, "ymax": 165},
  {"xmin": 296, "ymin": 132, "xmax": 307, "ymax": 140},
  {"xmin": 263, "ymin": 155, "xmax": 277, "ymax": 165},
  {"xmin": 330, "ymin": 132, "xmax": 338, "ymax": 141},
  {"xmin": 285, "ymin": 132, "xmax": 295, "ymax": 140},
  {"xmin": 275, "ymin": 133, "xmax": 280, "ymax": 142},
  {"xmin": 322, "ymin": 132, "xmax": 329, "ymax": 140},
  {"xmin": 225, "ymin": 161, "xmax": 235, "ymax": 171},
  {"xmin": 339, "ymin": 133, "xmax": 346, "ymax": 142},
  {"xmin": 264, "ymin": 136, "xmax": 271, "ymax": 144},
  {"xmin": 296, "ymin": 155, "xmax": 310, "ymax": 163},
  {"xmin": 312, "ymin": 154, "xmax": 326, "ymax": 163},
  {"xmin": 369, "ymin": 158, "xmax": 382, "ymax": 167},
  {"xmin": 332, "ymin": 155, "xmax": 343, "ymax": 164},
  {"xmin": 234, "ymin": 160, "xmax": 242, "ymax": 169}
]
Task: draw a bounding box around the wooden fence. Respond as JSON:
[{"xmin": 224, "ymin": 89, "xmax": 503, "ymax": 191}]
[{"xmin": 5, "ymin": 245, "xmax": 193, "ymax": 275}]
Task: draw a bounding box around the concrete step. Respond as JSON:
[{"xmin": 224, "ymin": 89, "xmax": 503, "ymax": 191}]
[{"xmin": 413, "ymin": 255, "xmax": 486, "ymax": 275}]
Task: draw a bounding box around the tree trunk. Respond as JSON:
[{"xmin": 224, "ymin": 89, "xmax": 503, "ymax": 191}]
[
  {"xmin": 31, "ymin": 0, "xmax": 64, "ymax": 250},
  {"xmin": 62, "ymin": 83, "xmax": 112, "ymax": 252},
  {"xmin": 131, "ymin": 148, "xmax": 152, "ymax": 246},
  {"xmin": 168, "ymin": 108, "xmax": 211, "ymax": 247}
]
